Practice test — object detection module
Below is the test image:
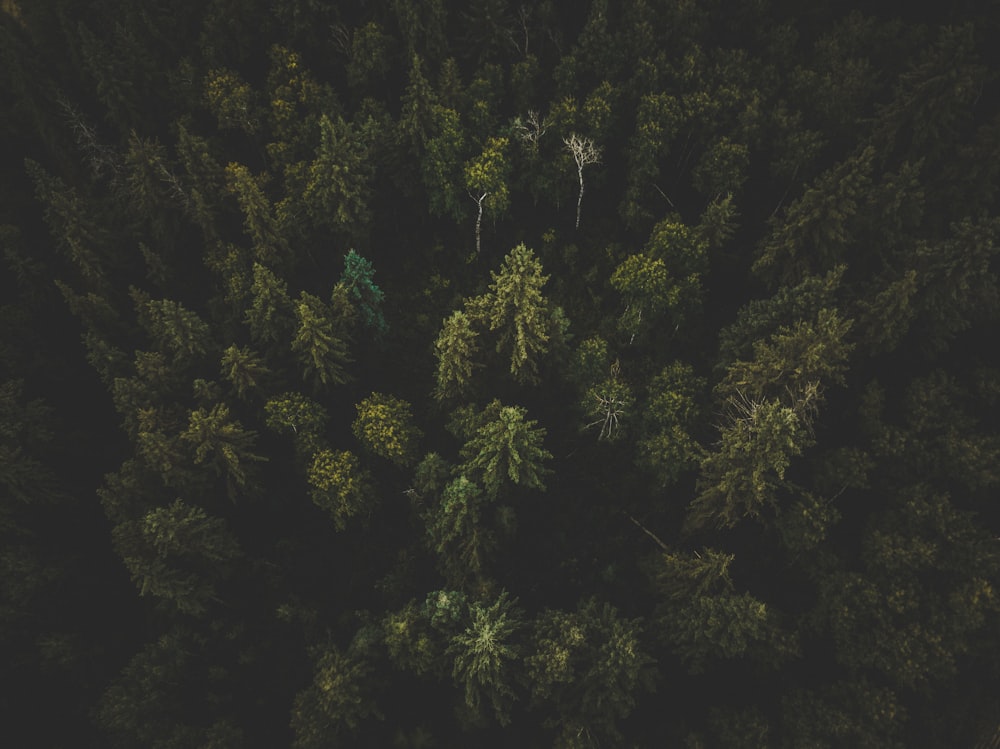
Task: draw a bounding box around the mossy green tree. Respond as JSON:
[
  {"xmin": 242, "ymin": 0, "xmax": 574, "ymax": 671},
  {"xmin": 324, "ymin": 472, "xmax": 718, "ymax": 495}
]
[
  {"xmin": 526, "ymin": 598, "xmax": 655, "ymax": 748},
  {"xmin": 447, "ymin": 591, "xmax": 523, "ymax": 725},
  {"xmin": 458, "ymin": 400, "xmax": 552, "ymax": 499},
  {"xmin": 352, "ymin": 392, "xmax": 422, "ymax": 467}
]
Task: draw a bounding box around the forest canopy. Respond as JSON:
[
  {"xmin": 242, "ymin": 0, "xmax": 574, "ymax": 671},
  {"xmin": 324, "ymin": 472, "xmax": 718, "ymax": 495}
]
[{"xmin": 1, "ymin": 0, "xmax": 1000, "ymax": 747}]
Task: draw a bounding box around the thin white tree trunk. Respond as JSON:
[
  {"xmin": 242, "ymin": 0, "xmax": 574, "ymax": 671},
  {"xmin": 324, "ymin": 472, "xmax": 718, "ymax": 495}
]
[
  {"xmin": 473, "ymin": 192, "xmax": 486, "ymax": 253},
  {"xmin": 576, "ymin": 167, "xmax": 584, "ymax": 229}
]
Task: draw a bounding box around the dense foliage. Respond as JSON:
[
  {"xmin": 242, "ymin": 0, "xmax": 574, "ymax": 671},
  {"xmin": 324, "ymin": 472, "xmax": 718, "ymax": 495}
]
[{"xmin": 2, "ymin": 0, "xmax": 1000, "ymax": 746}]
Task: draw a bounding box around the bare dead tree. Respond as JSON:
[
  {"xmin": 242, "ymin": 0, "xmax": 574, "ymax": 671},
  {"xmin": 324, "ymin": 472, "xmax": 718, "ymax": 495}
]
[
  {"xmin": 513, "ymin": 110, "xmax": 547, "ymax": 151},
  {"xmin": 584, "ymin": 360, "xmax": 629, "ymax": 440},
  {"xmin": 514, "ymin": 5, "xmax": 532, "ymax": 57},
  {"xmin": 564, "ymin": 133, "xmax": 601, "ymax": 229}
]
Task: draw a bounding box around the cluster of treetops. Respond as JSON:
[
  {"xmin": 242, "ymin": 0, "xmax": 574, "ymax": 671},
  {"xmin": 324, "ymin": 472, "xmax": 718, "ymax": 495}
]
[{"xmin": 2, "ymin": 0, "xmax": 999, "ymax": 746}]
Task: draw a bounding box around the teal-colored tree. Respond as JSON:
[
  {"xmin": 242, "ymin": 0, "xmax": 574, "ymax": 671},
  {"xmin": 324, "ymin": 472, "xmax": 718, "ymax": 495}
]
[
  {"xmin": 526, "ymin": 598, "xmax": 655, "ymax": 748},
  {"xmin": 339, "ymin": 249, "xmax": 387, "ymax": 336},
  {"xmin": 459, "ymin": 400, "xmax": 552, "ymax": 499},
  {"xmin": 447, "ymin": 591, "xmax": 524, "ymax": 725}
]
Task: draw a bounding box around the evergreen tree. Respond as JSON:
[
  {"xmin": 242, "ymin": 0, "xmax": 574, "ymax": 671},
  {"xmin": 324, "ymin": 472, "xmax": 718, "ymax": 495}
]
[
  {"xmin": 447, "ymin": 591, "xmax": 523, "ymax": 725},
  {"xmin": 113, "ymin": 499, "xmax": 241, "ymax": 616},
  {"xmin": 458, "ymin": 400, "xmax": 552, "ymax": 499},
  {"xmin": 307, "ymin": 449, "xmax": 374, "ymax": 530},
  {"xmin": 181, "ymin": 403, "xmax": 266, "ymax": 496},
  {"xmin": 526, "ymin": 598, "xmax": 655, "ymax": 748},
  {"xmin": 291, "ymin": 291, "xmax": 352, "ymax": 390},
  {"xmin": 339, "ymin": 249, "xmax": 387, "ymax": 336},
  {"xmin": 352, "ymin": 392, "xmax": 422, "ymax": 467},
  {"xmin": 474, "ymin": 243, "xmax": 564, "ymax": 384}
]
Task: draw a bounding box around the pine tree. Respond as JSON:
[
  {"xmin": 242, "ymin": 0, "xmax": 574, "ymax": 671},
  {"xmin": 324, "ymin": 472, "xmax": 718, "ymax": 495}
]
[
  {"xmin": 291, "ymin": 291, "xmax": 351, "ymax": 389},
  {"xmin": 264, "ymin": 391, "xmax": 327, "ymax": 457},
  {"xmin": 425, "ymin": 475, "xmax": 495, "ymax": 587},
  {"xmin": 527, "ymin": 598, "xmax": 655, "ymax": 748},
  {"xmin": 224, "ymin": 163, "xmax": 287, "ymax": 265},
  {"xmin": 220, "ymin": 344, "xmax": 271, "ymax": 400},
  {"xmin": 352, "ymin": 392, "xmax": 422, "ymax": 466},
  {"xmin": 475, "ymin": 243, "xmax": 559, "ymax": 384},
  {"xmin": 447, "ymin": 591, "xmax": 523, "ymax": 725},
  {"xmin": 113, "ymin": 499, "xmax": 241, "ymax": 616},
  {"xmin": 244, "ymin": 263, "xmax": 295, "ymax": 346},
  {"xmin": 132, "ymin": 291, "xmax": 212, "ymax": 364},
  {"xmin": 181, "ymin": 403, "xmax": 266, "ymax": 496},
  {"xmin": 290, "ymin": 642, "xmax": 379, "ymax": 748},
  {"xmin": 339, "ymin": 250, "xmax": 387, "ymax": 336},
  {"xmin": 636, "ymin": 362, "xmax": 706, "ymax": 486},
  {"xmin": 204, "ymin": 68, "xmax": 260, "ymax": 134},
  {"xmin": 459, "ymin": 400, "xmax": 552, "ymax": 499},
  {"xmin": 433, "ymin": 310, "xmax": 481, "ymax": 401},
  {"xmin": 300, "ymin": 115, "xmax": 373, "ymax": 235},
  {"xmin": 307, "ymin": 449, "xmax": 373, "ymax": 530},
  {"xmin": 688, "ymin": 395, "xmax": 810, "ymax": 530}
]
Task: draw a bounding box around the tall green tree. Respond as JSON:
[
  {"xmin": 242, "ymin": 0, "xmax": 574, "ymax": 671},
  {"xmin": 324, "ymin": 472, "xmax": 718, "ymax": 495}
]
[
  {"xmin": 526, "ymin": 598, "xmax": 655, "ymax": 748},
  {"xmin": 291, "ymin": 291, "xmax": 352, "ymax": 390},
  {"xmin": 473, "ymin": 243, "xmax": 566, "ymax": 384},
  {"xmin": 458, "ymin": 400, "xmax": 552, "ymax": 499},
  {"xmin": 447, "ymin": 591, "xmax": 523, "ymax": 725}
]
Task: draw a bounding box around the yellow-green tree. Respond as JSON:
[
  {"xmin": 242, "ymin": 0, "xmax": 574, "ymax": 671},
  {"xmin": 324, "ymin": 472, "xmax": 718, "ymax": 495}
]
[
  {"xmin": 352, "ymin": 392, "xmax": 422, "ymax": 467},
  {"xmin": 307, "ymin": 449, "xmax": 373, "ymax": 530},
  {"xmin": 464, "ymin": 136, "xmax": 510, "ymax": 253}
]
